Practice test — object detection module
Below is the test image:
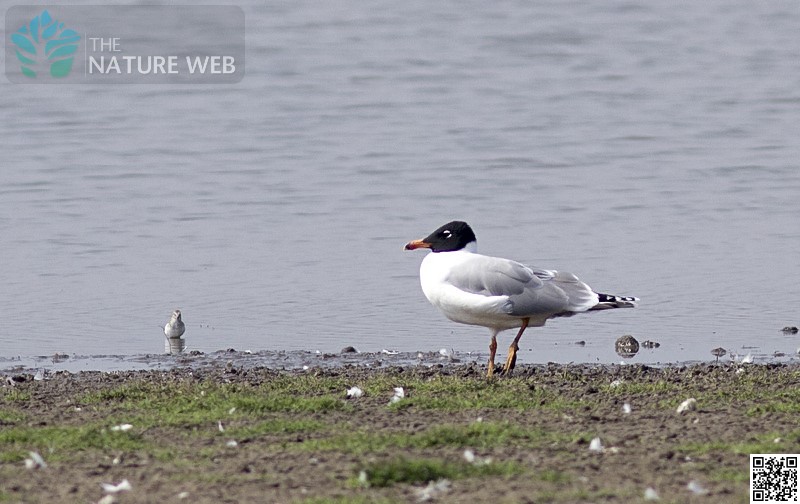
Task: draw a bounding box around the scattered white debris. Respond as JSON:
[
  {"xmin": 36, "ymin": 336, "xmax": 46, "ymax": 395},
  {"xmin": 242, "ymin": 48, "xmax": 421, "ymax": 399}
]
[
  {"xmin": 735, "ymin": 367, "xmax": 746, "ymax": 375},
  {"xmin": 110, "ymin": 424, "xmax": 133, "ymax": 432},
  {"xmin": 475, "ymin": 416, "xmax": 483, "ymax": 423},
  {"xmin": 357, "ymin": 470, "xmax": 369, "ymax": 486},
  {"xmin": 33, "ymin": 370, "xmax": 44, "ymax": 381},
  {"xmin": 644, "ymin": 486, "xmax": 660, "ymax": 500},
  {"xmin": 676, "ymin": 398, "xmax": 697, "ymax": 414},
  {"xmin": 302, "ymin": 365, "xmax": 309, "ymax": 371},
  {"xmin": 96, "ymin": 495, "xmax": 117, "ymax": 504},
  {"xmin": 381, "ymin": 349, "xmax": 399, "ymax": 355},
  {"xmin": 346, "ymin": 386, "xmax": 364, "ymax": 399},
  {"xmin": 438, "ymin": 348, "xmax": 455, "ymax": 359},
  {"xmin": 177, "ymin": 491, "xmax": 190, "ymax": 499},
  {"xmin": 686, "ymin": 480, "xmax": 708, "ymax": 495},
  {"xmin": 390, "ymin": 387, "xmax": 405, "ymax": 404},
  {"xmin": 588, "ymin": 437, "xmax": 604, "ymax": 453},
  {"xmin": 218, "ymin": 421, "xmax": 225, "ymax": 433},
  {"xmin": 112, "ymin": 455, "xmax": 122, "ymax": 465},
  {"xmin": 774, "ymin": 437, "xmax": 783, "ymax": 444},
  {"xmin": 463, "ymin": 448, "xmax": 492, "ymax": 466},
  {"xmin": 609, "ymin": 379, "xmax": 623, "ymax": 388},
  {"xmin": 228, "ymin": 407, "xmax": 236, "ymax": 415},
  {"xmin": 24, "ymin": 451, "xmax": 47, "ymax": 470},
  {"xmin": 101, "ymin": 479, "xmax": 132, "ymax": 494},
  {"xmin": 740, "ymin": 353, "xmax": 753, "ymax": 364},
  {"xmin": 622, "ymin": 403, "xmax": 632, "ymax": 415},
  {"xmin": 226, "ymin": 440, "xmax": 238, "ymax": 448},
  {"xmin": 244, "ymin": 349, "xmax": 252, "ymax": 354},
  {"xmin": 416, "ymin": 478, "xmax": 451, "ymax": 502},
  {"xmin": 74, "ymin": 406, "xmax": 82, "ymax": 412}
]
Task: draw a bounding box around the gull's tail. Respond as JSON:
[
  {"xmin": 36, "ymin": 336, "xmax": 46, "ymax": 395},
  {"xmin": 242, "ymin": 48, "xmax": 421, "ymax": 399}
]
[{"xmin": 591, "ymin": 292, "xmax": 639, "ymax": 310}]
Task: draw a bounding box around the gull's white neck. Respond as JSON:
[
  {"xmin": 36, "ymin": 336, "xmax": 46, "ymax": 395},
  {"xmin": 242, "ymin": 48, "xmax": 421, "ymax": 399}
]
[
  {"xmin": 419, "ymin": 240, "xmax": 478, "ymax": 293},
  {"xmin": 461, "ymin": 241, "xmax": 478, "ymax": 253}
]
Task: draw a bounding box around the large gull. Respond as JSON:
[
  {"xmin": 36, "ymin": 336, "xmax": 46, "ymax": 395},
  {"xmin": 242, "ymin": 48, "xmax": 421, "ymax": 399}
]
[{"xmin": 405, "ymin": 221, "xmax": 637, "ymax": 377}]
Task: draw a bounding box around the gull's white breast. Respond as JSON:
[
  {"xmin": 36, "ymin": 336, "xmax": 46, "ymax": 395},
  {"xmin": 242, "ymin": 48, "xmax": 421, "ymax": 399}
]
[{"xmin": 419, "ymin": 250, "xmax": 522, "ymax": 330}]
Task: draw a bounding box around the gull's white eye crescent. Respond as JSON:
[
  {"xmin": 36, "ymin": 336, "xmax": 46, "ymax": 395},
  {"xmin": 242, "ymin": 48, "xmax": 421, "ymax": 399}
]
[{"xmin": 443, "ymin": 230, "xmax": 451, "ymax": 237}]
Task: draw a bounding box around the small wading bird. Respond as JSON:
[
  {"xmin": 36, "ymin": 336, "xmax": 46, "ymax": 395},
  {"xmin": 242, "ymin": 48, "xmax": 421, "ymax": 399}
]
[
  {"xmin": 164, "ymin": 309, "xmax": 185, "ymax": 339},
  {"xmin": 405, "ymin": 221, "xmax": 637, "ymax": 377}
]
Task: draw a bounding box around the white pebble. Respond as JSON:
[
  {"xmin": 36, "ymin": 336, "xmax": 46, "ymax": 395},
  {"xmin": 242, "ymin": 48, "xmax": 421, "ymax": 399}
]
[
  {"xmin": 226, "ymin": 440, "xmax": 238, "ymax": 448},
  {"xmin": 346, "ymin": 386, "xmax": 363, "ymax": 399},
  {"xmin": 644, "ymin": 487, "xmax": 660, "ymax": 500},
  {"xmin": 101, "ymin": 479, "xmax": 132, "ymax": 494},
  {"xmin": 676, "ymin": 398, "xmax": 697, "ymax": 414},
  {"xmin": 588, "ymin": 437, "xmax": 604, "ymax": 453},
  {"xmin": 26, "ymin": 451, "xmax": 47, "ymax": 469},
  {"xmin": 622, "ymin": 403, "xmax": 632, "ymax": 415},
  {"xmin": 686, "ymin": 480, "xmax": 708, "ymax": 495},
  {"xmin": 416, "ymin": 479, "xmax": 451, "ymax": 502},
  {"xmin": 110, "ymin": 424, "xmax": 133, "ymax": 432},
  {"xmin": 390, "ymin": 387, "xmax": 405, "ymax": 404}
]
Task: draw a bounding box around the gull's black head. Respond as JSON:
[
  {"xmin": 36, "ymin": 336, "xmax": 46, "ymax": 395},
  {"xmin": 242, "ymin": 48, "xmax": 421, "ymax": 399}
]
[{"xmin": 404, "ymin": 221, "xmax": 477, "ymax": 253}]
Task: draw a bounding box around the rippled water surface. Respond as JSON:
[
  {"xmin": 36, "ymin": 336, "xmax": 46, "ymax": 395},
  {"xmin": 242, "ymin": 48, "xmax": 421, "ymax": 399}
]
[{"xmin": 1, "ymin": 0, "xmax": 798, "ymax": 368}]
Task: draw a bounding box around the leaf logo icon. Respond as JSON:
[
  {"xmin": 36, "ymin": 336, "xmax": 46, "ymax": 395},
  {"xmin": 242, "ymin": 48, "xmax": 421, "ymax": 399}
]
[{"xmin": 11, "ymin": 10, "xmax": 81, "ymax": 78}]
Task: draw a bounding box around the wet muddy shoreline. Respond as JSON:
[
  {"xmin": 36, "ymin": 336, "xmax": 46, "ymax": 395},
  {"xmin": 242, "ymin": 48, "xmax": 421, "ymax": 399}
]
[{"xmin": 3, "ymin": 361, "xmax": 799, "ymax": 503}]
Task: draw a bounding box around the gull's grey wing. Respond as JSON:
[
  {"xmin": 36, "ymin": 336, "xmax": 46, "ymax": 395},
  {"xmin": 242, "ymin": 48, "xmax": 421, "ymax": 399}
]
[
  {"xmin": 446, "ymin": 256, "xmax": 598, "ymax": 317},
  {"xmin": 445, "ymin": 255, "xmax": 541, "ymax": 296}
]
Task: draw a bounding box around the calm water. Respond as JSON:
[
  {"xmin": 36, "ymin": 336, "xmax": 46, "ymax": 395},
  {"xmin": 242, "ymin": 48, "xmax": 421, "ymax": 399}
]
[{"xmin": 1, "ymin": 0, "xmax": 798, "ymax": 369}]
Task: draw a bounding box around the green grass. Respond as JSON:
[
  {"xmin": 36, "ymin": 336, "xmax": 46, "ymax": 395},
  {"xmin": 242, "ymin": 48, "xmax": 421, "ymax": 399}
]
[
  {"xmin": 0, "ymin": 409, "xmax": 25, "ymax": 424},
  {"xmin": 227, "ymin": 418, "xmax": 326, "ymax": 438},
  {"xmin": 0, "ymin": 425, "xmax": 146, "ymax": 462},
  {"xmin": 300, "ymin": 420, "xmax": 582, "ymax": 454},
  {"xmin": 678, "ymin": 433, "xmax": 800, "ymax": 457},
  {"xmin": 0, "ymin": 389, "xmax": 31, "ymax": 402},
  {"xmin": 4, "ymin": 365, "xmax": 798, "ymax": 502},
  {"xmin": 355, "ymin": 456, "xmax": 523, "ymax": 487},
  {"xmin": 77, "ymin": 380, "xmax": 350, "ymax": 430},
  {"xmin": 298, "ymin": 497, "xmax": 398, "ymax": 504}
]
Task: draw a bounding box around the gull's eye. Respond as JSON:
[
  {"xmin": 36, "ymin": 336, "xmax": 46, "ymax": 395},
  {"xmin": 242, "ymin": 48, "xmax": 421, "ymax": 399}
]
[{"xmin": 442, "ymin": 230, "xmax": 452, "ymax": 238}]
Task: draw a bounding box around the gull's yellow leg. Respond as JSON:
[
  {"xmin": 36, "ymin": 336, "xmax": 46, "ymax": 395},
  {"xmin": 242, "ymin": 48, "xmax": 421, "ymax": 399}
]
[
  {"xmin": 503, "ymin": 318, "xmax": 529, "ymax": 375},
  {"xmin": 487, "ymin": 330, "xmax": 498, "ymax": 378}
]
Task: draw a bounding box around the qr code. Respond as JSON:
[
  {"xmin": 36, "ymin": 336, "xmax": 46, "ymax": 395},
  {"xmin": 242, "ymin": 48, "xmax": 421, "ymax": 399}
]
[{"xmin": 752, "ymin": 454, "xmax": 799, "ymax": 503}]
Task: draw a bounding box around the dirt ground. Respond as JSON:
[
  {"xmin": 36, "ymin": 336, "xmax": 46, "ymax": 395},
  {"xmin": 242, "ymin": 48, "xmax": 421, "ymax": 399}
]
[{"xmin": 2, "ymin": 361, "xmax": 798, "ymax": 503}]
